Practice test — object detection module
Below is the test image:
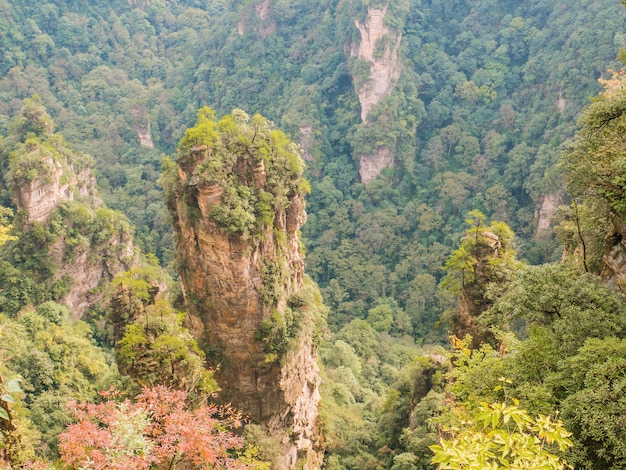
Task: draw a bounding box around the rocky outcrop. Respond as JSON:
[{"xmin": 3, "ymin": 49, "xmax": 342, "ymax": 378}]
[
  {"xmin": 448, "ymin": 224, "xmax": 517, "ymax": 349},
  {"xmin": 7, "ymin": 98, "xmax": 136, "ymax": 317},
  {"xmin": 603, "ymin": 212, "xmax": 626, "ymax": 296},
  {"xmin": 350, "ymin": 5, "xmax": 403, "ymax": 183},
  {"xmin": 49, "ymin": 223, "xmax": 135, "ymax": 316},
  {"xmin": 238, "ymin": 0, "xmax": 276, "ymax": 37},
  {"xmin": 451, "ymin": 231, "xmax": 501, "ymax": 347},
  {"xmin": 358, "ymin": 147, "xmax": 393, "ymax": 184},
  {"xmin": 299, "ymin": 126, "xmax": 314, "ymax": 162},
  {"xmin": 13, "ymin": 150, "xmax": 136, "ymax": 316},
  {"xmin": 131, "ymin": 107, "xmax": 155, "ymax": 149},
  {"xmin": 269, "ymin": 328, "xmax": 321, "ymax": 469},
  {"xmin": 351, "ymin": 6, "xmax": 402, "ymax": 122},
  {"xmin": 535, "ymin": 191, "xmax": 564, "ymax": 237},
  {"xmin": 13, "ymin": 158, "xmax": 98, "ymax": 224},
  {"xmin": 167, "ymin": 109, "xmax": 322, "ymax": 469}
]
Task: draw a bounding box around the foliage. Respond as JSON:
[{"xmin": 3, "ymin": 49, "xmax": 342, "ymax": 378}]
[
  {"xmin": 59, "ymin": 386, "xmax": 249, "ymax": 470},
  {"xmin": 442, "ymin": 211, "xmax": 517, "ymax": 294},
  {"xmin": 168, "ymin": 108, "xmax": 308, "ymax": 240},
  {"xmin": 0, "ymin": 309, "xmax": 120, "ymax": 459},
  {"xmin": 0, "ymin": 0, "xmax": 625, "ymax": 466},
  {"xmin": 430, "ymin": 394, "xmax": 573, "ymax": 469},
  {"xmin": 256, "ymin": 276, "xmax": 328, "ymax": 363},
  {"xmin": 446, "ymin": 339, "xmax": 509, "ymax": 406},
  {"xmin": 565, "ymin": 69, "xmax": 626, "ymax": 214},
  {"xmin": 0, "ymin": 373, "xmax": 33, "ymax": 467},
  {"xmin": 440, "ymin": 212, "xmax": 520, "ymax": 346},
  {"xmin": 485, "ymin": 263, "xmax": 626, "ymax": 356},
  {"xmin": 562, "ymin": 68, "xmax": 626, "ymax": 274},
  {"xmin": 0, "ymin": 100, "xmax": 134, "ymax": 316},
  {"xmin": 441, "ymin": 259, "xmax": 626, "ymax": 469},
  {"xmin": 558, "ymin": 337, "xmax": 626, "ymax": 469},
  {"xmin": 110, "ymin": 269, "xmax": 218, "ymax": 397},
  {"xmin": 0, "ymin": 207, "xmax": 17, "ymax": 248},
  {"xmin": 318, "ymin": 314, "xmax": 438, "ymax": 467},
  {"xmin": 241, "ymin": 424, "xmax": 281, "ymax": 469},
  {"xmin": 116, "ymin": 302, "xmax": 218, "ymax": 397},
  {"xmin": 0, "ymin": 377, "xmax": 22, "ymax": 423}
]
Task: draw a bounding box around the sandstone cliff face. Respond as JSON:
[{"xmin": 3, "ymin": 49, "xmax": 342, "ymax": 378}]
[
  {"xmin": 7, "ymin": 99, "xmax": 136, "ymax": 317},
  {"xmin": 12, "ymin": 152, "xmax": 136, "ymax": 317},
  {"xmin": 13, "ymin": 157, "xmax": 98, "ymax": 224},
  {"xmin": 358, "ymin": 146, "xmax": 394, "ymax": 184},
  {"xmin": 351, "ymin": 6, "xmax": 402, "ymax": 122},
  {"xmin": 168, "ymin": 110, "xmax": 322, "ymax": 469},
  {"xmin": 535, "ymin": 191, "xmax": 564, "ymax": 237},
  {"xmin": 350, "ymin": 6, "xmax": 403, "ymax": 184},
  {"xmin": 50, "ymin": 221, "xmax": 135, "ymax": 317}
]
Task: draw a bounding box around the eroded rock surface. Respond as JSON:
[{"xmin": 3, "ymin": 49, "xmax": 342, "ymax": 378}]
[
  {"xmin": 603, "ymin": 213, "xmax": 626, "ymax": 297},
  {"xmin": 13, "ymin": 158, "xmax": 98, "ymax": 224},
  {"xmin": 535, "ymin": 191, "xmax": 564, "ymax": 237},
  {"xmin": 8, "ymin": 99, "xmax": 136, "ymax": 317},
  {"xmin": 168, "ymin": 110, "xmax": 323, "ymax": 469},
  {"xmin": 351, "ymin": 6, "xmax": 402, "ymax": 122},
  {"xmin": 350, "ymin": 5, "xmax": 402, "ymax": 183},
  {"xmin": 358, "ymin": 147, "xmax": 394, "ymax": 184}
]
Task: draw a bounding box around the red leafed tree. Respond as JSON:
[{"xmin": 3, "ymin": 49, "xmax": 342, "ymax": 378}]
[{"xmin": 59, "ymin": 386, "xmax": 246, "ymax": 469}]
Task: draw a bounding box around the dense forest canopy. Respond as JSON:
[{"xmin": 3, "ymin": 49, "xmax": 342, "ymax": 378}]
[
  {"xmin": 1, "ymin": 0, "xmax": 623, "ymax": 334},
  {"xmin": 1, "ymin": 0, "xmax": 626, "ymax": 468}
]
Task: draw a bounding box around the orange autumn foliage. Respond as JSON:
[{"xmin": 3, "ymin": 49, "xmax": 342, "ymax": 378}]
[{"xmin": 59, "ymin": 386, "xmax": 246, "ymax": 470}]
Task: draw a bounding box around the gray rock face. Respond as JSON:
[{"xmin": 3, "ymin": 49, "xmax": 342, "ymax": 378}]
[
  {"xmin": 14, "ymin": 157, "xmax": 98, "ymax": 224},
  {"xmin": 350, "ymin": 5, "xmax": 403, "ymax": 183}
]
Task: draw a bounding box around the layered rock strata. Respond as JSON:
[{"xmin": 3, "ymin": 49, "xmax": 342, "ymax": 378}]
[
  {"xmin": 13, "ymin": 158, "xmax": 97, "ymax": 224},
  {"xmin": 13, "ymin": 151, "xmax": 135, "ymax": 316}
]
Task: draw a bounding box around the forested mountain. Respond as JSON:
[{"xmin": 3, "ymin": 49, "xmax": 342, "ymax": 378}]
[
  {"xmin": 1, "ymin": 0, "xmax": 626, "ymax": 468},
  {"xmin": 1, "ymin": 0, "xmax": 624, "ymax": 330}
]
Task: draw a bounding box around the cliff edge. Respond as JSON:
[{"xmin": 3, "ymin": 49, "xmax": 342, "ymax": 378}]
[{"xmin": 1, "ymin": 96, "xmax": 136, "ymax": 317}]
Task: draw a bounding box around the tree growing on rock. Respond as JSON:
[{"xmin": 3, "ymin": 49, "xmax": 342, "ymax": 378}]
[{"xmin": 441, "ymin": 210, "xmax": 520, "ymax": 347}]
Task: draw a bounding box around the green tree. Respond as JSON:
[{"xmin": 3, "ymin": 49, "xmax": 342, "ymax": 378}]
[
  {"xmin": 558, "ymin": 337, "xmax": 626, "ymax": 469},
  {"xmin": 430, "ymin": 395, "xmax": 573, "ymax": 469},
  {"xmin": 565, "ymin": 69, "xmax": 626, "ymax": 214},
  {"xmin": 0, "ymin": 207, "xmax": 17, "ymax": 247},
  {"xmin": 441, "ymin": 212, "xmax": 519, "ymax": 346},
  {"xmin": 485, "ymin": 263, "xmax": 626, "ymax": 356}
]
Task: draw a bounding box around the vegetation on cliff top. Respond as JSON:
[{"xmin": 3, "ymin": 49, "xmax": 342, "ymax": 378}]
[{"xmin": 164, "ymin": 106, "xmax": 309, "ymax": 241}]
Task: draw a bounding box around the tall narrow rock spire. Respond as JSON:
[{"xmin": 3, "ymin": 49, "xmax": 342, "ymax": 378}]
[{"xmin": 165, "ymin": 108, "xmax": 323, "ymax": 469}]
